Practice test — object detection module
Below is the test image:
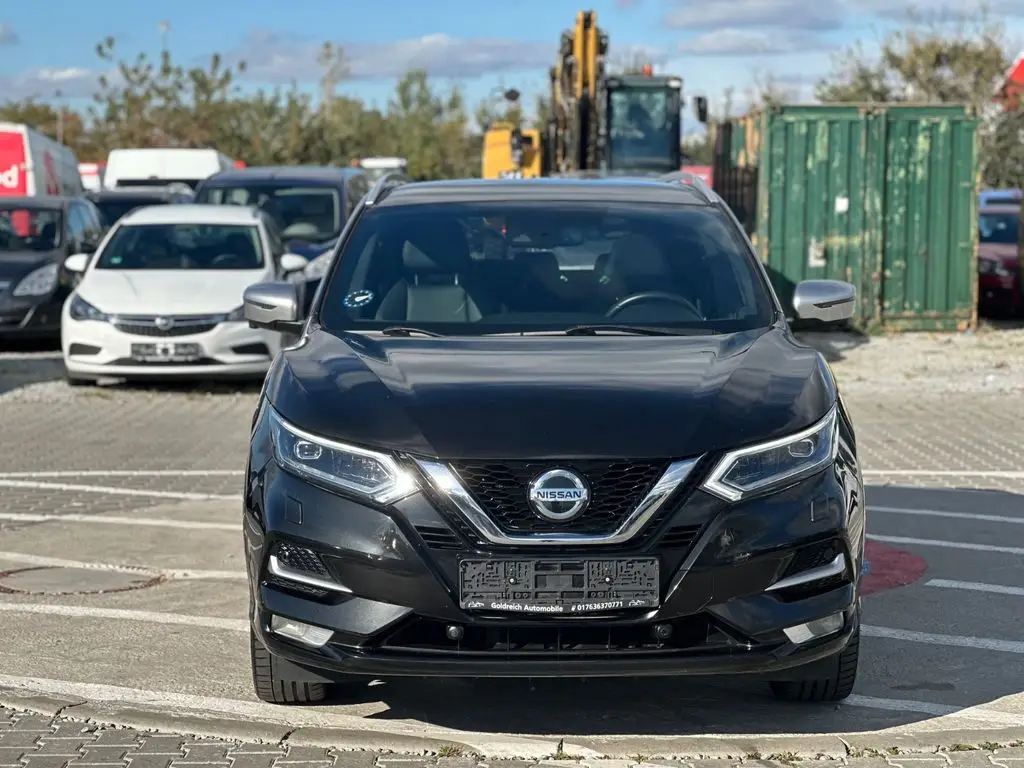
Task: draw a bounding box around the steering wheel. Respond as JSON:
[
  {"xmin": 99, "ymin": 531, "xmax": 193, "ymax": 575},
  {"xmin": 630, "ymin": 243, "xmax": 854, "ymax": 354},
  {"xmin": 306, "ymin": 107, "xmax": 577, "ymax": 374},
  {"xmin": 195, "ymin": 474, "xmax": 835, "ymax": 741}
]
[{"xmin": 605, "ymin": 291, "xmax": 704, "ymax": 320}]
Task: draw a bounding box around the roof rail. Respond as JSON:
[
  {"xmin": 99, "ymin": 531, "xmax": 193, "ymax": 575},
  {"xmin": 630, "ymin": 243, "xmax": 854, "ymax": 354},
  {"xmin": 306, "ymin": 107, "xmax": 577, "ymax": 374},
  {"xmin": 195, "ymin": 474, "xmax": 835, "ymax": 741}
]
[
  {"xmin": 365, "ymin": 172, "xmax": 412, "ymax": 206},
  {"xmin": 658, "ymin": 170, "xmax": 714, "ymax": 202}
]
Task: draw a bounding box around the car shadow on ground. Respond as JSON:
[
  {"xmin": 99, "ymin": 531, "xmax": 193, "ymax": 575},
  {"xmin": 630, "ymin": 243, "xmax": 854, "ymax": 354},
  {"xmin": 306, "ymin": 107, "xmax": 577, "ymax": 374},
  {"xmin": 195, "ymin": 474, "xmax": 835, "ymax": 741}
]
[
  {"xmin": 794, "ymin": 328, "xmax": 870, "ymax": 363},
  {"xmin": 310, "ymin": 674, "xmax": 994, "ymax": 736},
  {"xmin": 0, "ymin": 338, "xmax": 64, "ymax": 396}
]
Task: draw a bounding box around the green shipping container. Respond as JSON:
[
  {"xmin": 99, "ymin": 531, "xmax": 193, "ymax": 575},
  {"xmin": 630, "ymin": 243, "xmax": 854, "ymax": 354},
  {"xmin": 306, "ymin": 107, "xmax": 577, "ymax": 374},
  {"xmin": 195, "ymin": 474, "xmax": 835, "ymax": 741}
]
[{"xmin": 712, "ymin": 104, "xmax": 980, "ymax": 331}]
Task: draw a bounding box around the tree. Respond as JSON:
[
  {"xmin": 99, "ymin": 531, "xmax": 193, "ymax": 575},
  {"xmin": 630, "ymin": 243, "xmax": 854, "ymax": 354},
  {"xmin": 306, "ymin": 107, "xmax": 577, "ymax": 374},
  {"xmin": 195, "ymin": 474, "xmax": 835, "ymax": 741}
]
[{"xmin": 816, "ymin": 7, "xmax": 1010, "ymax": 109}]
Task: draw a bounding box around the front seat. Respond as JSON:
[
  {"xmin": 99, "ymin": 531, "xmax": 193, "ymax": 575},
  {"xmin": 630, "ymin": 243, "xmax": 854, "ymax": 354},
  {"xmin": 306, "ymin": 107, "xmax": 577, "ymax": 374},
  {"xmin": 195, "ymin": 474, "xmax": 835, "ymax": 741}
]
[
  {"xmin": 375, "ymin": 223, "xmax": 498, "ymax": 323},
  {"xmin": 601, "ymin": 233, "xmax": 672, "ymax": 300}
]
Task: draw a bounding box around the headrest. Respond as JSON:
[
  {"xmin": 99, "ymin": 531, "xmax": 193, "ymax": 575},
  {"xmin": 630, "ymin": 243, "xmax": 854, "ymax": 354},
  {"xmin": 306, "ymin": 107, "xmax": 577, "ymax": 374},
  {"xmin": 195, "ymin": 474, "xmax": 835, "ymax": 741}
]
[
  {"xmin": 606, "ymin": 233, "xmax": 669, "ymax": 277},
  {"xmin": 514, "ymin": 249, "xmax": 559, "ymax": 278},
  {"xmin": 401, "ymin": 221, "xmax": 471, "ymax": 274}
]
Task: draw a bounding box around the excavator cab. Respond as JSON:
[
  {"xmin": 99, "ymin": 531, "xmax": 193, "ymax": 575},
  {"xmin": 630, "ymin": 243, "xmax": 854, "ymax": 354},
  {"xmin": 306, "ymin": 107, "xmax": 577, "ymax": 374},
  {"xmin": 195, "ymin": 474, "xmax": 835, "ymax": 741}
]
[{"xmin": 603, "ymin": 72, "xmax": 683, "ymax": 174}]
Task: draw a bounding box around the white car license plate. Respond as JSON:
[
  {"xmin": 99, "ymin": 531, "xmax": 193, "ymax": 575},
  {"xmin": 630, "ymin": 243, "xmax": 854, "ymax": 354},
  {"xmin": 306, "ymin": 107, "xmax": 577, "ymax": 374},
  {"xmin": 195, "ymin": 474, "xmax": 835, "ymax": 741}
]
[{"xmin": 130, "ymin": 342, "xmax": 201, "ymax": 362}]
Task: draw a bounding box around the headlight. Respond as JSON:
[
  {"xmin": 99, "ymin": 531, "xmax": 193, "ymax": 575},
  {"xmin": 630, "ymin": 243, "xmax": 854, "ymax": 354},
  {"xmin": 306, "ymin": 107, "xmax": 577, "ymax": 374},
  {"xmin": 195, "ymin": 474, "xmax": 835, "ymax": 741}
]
[
  {"xmin": 224, "ymin": 305, "xmax": 245, "ymax": 321},
  {"xmin": 269, "ymin": 407, "xmax": 417, "ymax": 504},
  {"xmin": 68, "ymin": 294, "xmax": 109, "ymax": 322},
  {"xmin": 979, "ymin": 259, "xmax": 1012, "ymax": 277},
  {"xmin": 702, "ymin": 407, "xmax": 839, "ymax": 502},
  {"xmin": 13, "ymin": 263, "xmax": 59, "ymax": 297}
]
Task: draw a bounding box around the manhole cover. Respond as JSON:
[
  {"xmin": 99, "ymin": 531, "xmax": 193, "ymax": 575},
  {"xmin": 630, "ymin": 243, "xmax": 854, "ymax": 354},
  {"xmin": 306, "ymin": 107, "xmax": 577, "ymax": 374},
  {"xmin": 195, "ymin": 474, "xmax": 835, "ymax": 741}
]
[{"xmin": 0, "ymin": 566, "xmax": 162, "ymax": 595}]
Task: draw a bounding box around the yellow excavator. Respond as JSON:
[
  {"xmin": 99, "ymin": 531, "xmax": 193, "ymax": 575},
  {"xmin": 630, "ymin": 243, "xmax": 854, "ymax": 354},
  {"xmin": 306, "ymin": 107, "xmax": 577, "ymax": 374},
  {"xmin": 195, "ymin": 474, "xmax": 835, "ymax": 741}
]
[{"xmin": 481, "ymin": 9, "xmax": 707, "ymax": 179}]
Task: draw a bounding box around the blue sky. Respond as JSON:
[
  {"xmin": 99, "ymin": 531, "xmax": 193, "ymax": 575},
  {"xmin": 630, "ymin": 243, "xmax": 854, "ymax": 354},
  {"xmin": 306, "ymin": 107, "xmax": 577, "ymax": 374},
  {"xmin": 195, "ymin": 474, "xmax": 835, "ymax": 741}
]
[{"xmin": 1, "ymin": 0, "xmax": 1021, "ymax": 132}]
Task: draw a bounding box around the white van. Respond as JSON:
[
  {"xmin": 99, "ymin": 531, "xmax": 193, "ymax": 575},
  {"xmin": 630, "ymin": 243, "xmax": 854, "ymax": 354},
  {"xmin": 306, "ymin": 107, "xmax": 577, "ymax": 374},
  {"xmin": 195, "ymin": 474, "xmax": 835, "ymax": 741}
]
[
  {"xmin": 0, "ymin": 122, "xmax": 83, "ymax": 197},
  {"xmin": 104, "ymin": 148, "xmax": 236, "ymax": 191}
]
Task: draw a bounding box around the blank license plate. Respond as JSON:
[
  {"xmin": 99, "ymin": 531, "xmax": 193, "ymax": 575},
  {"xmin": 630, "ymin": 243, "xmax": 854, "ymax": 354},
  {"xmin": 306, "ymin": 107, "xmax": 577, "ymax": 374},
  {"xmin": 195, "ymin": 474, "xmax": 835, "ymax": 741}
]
[
  {"xmin": 459, "ymin": 557, "xmax": 659, "ymax": 614},
  {"xmin": 130, "ymin": 342, "xmax": 201, "ymax": 362}
]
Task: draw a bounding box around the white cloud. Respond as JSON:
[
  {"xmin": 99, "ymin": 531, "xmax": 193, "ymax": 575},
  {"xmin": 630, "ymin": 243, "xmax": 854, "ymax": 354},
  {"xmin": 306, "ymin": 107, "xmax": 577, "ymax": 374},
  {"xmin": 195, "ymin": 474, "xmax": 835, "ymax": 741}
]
[
  {"xmin": 664, "ymin": 0, "xmax": 844, "ymax": 31},
  {"xmin": 678, "ymin": 29, "xmax": 830, "ymax": 56},
  {"xmin": 0, "ymin": 22, "xmax": 16, "ymax": 45},
  {"xmin": 0, "ymin": 67, "xmax": 98, "ymax": 101},
  {"xmin": 230, "ymin": 30, "xmax": 555, "ymax": 84}
]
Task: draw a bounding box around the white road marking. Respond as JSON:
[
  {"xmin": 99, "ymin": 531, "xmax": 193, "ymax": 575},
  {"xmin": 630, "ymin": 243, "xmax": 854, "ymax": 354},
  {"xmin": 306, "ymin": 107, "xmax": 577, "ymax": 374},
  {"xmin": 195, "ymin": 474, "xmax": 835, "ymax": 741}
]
[
  {"xmin": 0, "ymin": 603, "xmax": 247, "ymax": 631},
  {"xmin": 863, "ymin": 470, "xmax": 1024, "ymax": 478},
  {"xmin": 0, "ymin": 470, "xmax": 241, "ymax": 478},
  {"xmin": 926, "ymin": 579, "xmax": 1024, "ymax": 597},
  {"xmin": 867, "ymin": 534, "xmax": 1024, "ymax": 556},
  {"xmin": 844, "ymin": 694, "xmax": 1024, "ymax": 725},
  {"xmin": 0, "ymin": 551, "xmax": 246, "ymax": 580},
  {"xmin": 862, "ymin": 625, "xmax": 1024, "ymax": 654},
  {"xmin": 869, "ymin": 505, "xmax": 1024, "ymax": 525},
  {"xmin": 0, "ymin": 479, "xmax": 236, "ymax": 501},
  {"xmin": 0, "ymin": 512, "xmax": 238, "ymax": 530}
]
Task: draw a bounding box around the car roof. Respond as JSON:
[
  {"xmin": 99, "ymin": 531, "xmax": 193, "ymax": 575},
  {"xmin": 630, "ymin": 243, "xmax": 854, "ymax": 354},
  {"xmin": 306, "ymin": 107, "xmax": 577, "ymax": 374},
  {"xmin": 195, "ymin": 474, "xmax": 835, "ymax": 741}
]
[
  {"xmin": 118, "ymin": 203, "xmax": 262, "ymax": 226},
  {"xmin": 90, "ymin": 187, "xmax": 179, "ymax": 198},
  {"xmin": 201, "ymin": 166, "xmax": 363, "ymax": 184},
  {"xmin": 377, "ymin": 178, "xmax": 711, "ymax": 207},
  {"xmin": 0, "ymin": 195, "xmax": 71, "ymax": 209}
]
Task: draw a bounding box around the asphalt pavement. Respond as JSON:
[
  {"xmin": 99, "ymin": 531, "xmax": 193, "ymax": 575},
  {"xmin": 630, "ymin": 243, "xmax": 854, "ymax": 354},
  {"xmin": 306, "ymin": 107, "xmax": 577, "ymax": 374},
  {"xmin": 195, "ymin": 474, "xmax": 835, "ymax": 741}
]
[{"xmin": 0, "ymin": 352, "xmax": 1022, "ymax": 757}]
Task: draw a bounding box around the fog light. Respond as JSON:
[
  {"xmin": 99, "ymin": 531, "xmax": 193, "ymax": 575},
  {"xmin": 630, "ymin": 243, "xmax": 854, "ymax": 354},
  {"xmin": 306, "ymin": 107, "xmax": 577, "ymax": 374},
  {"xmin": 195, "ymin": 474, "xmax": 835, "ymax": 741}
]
[
  {"xmin": 270, "ymin": 615, "xmax": 334, "ymax": 648},
  {"xmin": 782, "ymin": 612, "xmax": 844, "ymax": 644}
]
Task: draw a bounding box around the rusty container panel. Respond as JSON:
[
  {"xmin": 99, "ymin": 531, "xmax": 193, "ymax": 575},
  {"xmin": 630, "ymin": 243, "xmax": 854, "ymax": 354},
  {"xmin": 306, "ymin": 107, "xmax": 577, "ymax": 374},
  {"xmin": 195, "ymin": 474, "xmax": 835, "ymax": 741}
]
[
  {"xmin": 878, "ymin": 106, "xmax": 979, "ymax": 330},
  {"xmin": 713, "ymin": 103, "xmax": 979, "ymax": 331},
  {"xmin": 755, "ymin": 106, "xmax": 877, "ymax": 324}
]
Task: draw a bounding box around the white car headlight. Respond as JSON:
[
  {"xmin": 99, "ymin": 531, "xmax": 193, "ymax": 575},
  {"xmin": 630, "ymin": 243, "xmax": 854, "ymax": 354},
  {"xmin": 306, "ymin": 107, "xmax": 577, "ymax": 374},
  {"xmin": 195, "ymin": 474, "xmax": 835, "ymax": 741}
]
[
  {"xmin": 68, "ymin": 294, "xmax": 109, "ymax": 322},
  {"xmin": 702, "ymin": 407, "xmax": 839, "ymax": 502},
  {"xmin": 13, "ymin": 263, "xmax": 59, "ymax": 297},
  {"xmin": 269, "ymin": 407, "xmax": 417, "ymax": 504}
]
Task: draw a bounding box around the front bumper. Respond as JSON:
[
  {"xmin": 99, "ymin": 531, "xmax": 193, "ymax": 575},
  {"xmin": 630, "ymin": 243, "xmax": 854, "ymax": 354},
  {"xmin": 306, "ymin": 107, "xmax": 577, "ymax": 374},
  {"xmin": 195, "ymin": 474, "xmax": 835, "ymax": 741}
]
[
  {"xmin": 0, "ymin": 293, "xmax": 64, "ymax": 336},
  {"xmin": 978, "ymin": 273, "xmax": 1022, "ymax": 316},
  {"xmin": 61, "ymin": 317, "xmax": 278, "ymax": 378},
  {"xmin": 244, "ymin": 423, "xmax": 865, "ymax": 682}
]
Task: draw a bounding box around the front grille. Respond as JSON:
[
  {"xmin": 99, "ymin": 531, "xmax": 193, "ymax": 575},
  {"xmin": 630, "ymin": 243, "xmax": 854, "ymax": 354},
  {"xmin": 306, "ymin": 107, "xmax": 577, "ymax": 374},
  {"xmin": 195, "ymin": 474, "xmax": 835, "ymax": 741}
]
[
  {"xmin": 782, "ymin": 539, "xmax": 842, "ymax": 579},
  {"xmin": 273, "ymin": 541, "xmax": 330, "ymax": 577},
  {"xmin": 659, "ymin": 524, "xmax": 702, "ymax": 549},
  {"xmin": 375, "ymin": 615, "xmax": 745, "ymax": 657},
  {"xmin": 415, "ymin": 524, "xmax": 462, "ymax": 550},
  {"xmin": 449, "ymin": 459, "xmax": 667, "ymax": 535},
  {"xmin": 113, "ymin": 315, "xmax": 221, "ymax": 337}
]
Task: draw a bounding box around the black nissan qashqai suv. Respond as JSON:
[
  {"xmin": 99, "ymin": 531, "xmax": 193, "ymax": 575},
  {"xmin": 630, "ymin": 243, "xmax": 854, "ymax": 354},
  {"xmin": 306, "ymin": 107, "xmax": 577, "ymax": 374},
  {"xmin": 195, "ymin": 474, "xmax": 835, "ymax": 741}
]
[{"xmin": 240, "ymin": 175, "xmax": 866, "ymax": 705}]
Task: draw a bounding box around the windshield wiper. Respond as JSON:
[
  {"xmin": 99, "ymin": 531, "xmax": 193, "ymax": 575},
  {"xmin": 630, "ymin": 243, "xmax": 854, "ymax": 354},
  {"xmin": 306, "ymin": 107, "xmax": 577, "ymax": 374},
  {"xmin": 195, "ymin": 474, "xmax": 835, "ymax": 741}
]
[
  {"xmin": 380, "ymin": 326, "xmax": 445, "ymax": 337},
  {"xmin": 564, "ymin": 324, "xmax": 707, "ymax": 336}
]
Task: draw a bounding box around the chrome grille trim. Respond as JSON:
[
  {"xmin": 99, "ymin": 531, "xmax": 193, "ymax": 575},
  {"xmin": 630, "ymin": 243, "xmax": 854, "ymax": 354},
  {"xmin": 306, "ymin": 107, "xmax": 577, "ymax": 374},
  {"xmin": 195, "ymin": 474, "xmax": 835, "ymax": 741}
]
[{"xmin": 414, "ymin": 456, "xmax": 703, "ymax": 546}]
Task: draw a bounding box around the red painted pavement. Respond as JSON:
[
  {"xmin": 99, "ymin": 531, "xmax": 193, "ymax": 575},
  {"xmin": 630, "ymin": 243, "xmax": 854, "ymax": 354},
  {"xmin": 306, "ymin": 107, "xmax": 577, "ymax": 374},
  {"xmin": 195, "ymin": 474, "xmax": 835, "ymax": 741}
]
[{"xmin": 861, "ymin": 539, "xmax": 929, "ymax": 596}]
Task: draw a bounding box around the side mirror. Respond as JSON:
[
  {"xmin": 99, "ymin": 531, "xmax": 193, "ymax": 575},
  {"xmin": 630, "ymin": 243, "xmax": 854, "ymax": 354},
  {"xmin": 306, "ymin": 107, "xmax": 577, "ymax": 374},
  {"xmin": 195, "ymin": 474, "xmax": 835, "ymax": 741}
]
[
  {"xmin": 65, "ymin": 253, "xmax": 90, "ymax": 273},
  {"xmin": 243, "ymin": 282, "xmax": 302, "ymax": 333},
  {"xmin": 793, "ymin": 280, "xmax": 856, "ymax": 323},
  {"xmin": 279, "ymin": 252, "xmax": 309, "ymax": 275},
  {"xmin": 693, "ymin": 96, "xmax": 709, "ymax": 125}
]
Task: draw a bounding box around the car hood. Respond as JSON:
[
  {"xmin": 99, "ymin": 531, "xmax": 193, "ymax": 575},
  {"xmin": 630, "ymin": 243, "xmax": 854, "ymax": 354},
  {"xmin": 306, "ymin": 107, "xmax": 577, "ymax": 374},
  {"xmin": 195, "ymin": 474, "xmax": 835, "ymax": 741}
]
[
  {"xmin": 266, "ymin": 325, "xmax": 836, "ymax": 460},
  {"xmin": 0, "ymin": 251, "xmax": 60, "ymax": 284},
  {"xmin": 78, "ymin": 269, "xmax": 266, "ymax": 315},
  {"xmin": 979, "ymin": 243, "xmax": 1019, "ymax": 267}
]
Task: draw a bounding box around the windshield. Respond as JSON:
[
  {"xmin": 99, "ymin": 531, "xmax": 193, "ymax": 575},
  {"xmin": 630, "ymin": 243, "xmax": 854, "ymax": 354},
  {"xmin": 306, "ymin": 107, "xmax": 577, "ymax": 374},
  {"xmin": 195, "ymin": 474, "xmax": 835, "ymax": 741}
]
[
  {"xmin": 196, "ymin": 183, "xmax": 341, "ymax": 243},
  {"xmin": 95, "ymin": 223, "xmax": 264, "ymax": 270},
  {"xmin": 979, "ymin": 213, "xmax": 1019, "ymax": 244},
  {"xmin": 0, "ymin": 207, "xmax": 62, "ymax": 252},
  {"xmin": 319, "ymin": 201, "xmax": 775, "ymax": 335},
  {"xmin": 608, "ymin": 88, "xmax": 677, "ymax": 171},
  {"xmin": 94, "ymin": 197, "xmax": 167, "ymax": 227}
]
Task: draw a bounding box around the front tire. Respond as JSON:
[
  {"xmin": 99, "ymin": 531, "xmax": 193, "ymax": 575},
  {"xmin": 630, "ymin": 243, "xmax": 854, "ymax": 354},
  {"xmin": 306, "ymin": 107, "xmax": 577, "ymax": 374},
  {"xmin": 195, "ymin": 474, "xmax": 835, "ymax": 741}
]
[
  {"xmin": 250, "ymin": 628, "xmax": 331, "ymax": 704},
  {"xmin": 769, "ymin": 626, "xmax": 860, "ymax": 703}
]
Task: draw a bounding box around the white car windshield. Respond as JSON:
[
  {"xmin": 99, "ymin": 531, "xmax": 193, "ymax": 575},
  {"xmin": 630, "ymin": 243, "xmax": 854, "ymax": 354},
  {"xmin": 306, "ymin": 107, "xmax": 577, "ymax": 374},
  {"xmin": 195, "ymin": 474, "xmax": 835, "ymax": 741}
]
[{"xmin": 95, "ymin": 223, "xmax": 264, "ymax": 270}]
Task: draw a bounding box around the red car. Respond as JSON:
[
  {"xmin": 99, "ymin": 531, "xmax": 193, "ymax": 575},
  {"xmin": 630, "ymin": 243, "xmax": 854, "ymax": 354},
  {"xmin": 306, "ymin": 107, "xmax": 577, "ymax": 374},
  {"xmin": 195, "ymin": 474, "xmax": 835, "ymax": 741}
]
[{"xmin": 978, "ymin": 204, "xmax": 1022, "ymax": 316}]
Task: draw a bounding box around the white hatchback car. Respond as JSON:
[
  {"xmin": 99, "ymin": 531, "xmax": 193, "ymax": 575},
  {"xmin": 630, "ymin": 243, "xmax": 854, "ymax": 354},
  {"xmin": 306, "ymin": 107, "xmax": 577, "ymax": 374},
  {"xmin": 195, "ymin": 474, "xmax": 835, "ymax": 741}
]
[{"xmin": 61, "ymin": 204, "xmax": 308, "ymax": 384}]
